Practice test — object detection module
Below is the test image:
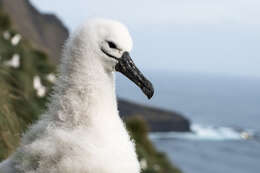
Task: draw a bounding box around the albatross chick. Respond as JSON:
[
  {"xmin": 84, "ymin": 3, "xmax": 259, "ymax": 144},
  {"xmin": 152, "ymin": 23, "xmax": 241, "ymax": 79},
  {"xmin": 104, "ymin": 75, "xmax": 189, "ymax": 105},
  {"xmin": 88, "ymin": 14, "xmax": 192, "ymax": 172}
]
[{"xmin": 0, "ymin": 18, "xmax": 154, "ymax": 173}]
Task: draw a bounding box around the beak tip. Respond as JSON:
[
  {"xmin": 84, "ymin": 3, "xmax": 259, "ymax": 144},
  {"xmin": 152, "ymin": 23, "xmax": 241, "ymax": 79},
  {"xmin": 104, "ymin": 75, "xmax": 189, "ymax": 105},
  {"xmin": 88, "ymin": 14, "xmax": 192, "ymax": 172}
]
[
  {"xmin": 147, "ymin": 95, "xmax": 153, "ymax": 100},
  {"xmin": 145, "ymin": 85, "xmax": 154, "ymax": 100}
]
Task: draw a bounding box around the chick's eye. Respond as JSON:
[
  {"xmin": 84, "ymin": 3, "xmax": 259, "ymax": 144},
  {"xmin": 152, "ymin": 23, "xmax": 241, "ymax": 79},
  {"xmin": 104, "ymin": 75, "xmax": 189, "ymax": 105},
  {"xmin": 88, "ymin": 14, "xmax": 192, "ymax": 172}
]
[{"xmin": 107, "ymin": 41, "xmax": 117, "ymax": 49}]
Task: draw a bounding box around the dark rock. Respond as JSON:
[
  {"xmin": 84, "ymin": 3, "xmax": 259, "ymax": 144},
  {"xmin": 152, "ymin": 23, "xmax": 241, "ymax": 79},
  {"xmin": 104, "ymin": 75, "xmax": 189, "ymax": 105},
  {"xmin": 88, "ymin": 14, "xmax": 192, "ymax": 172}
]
[{"xmin": 118, "ymin": 99, "xmax": 190, "ymax": 132}]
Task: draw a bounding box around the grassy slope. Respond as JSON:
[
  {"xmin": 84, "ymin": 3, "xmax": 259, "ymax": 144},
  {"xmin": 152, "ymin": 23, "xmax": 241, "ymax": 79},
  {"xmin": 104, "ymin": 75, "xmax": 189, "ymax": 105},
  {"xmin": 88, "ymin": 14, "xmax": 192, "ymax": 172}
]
[
  {"xmin": 0, "ymin": 10, "xmax": 54, "ymax": 160},
  {"xmin": 126, "ymin": 116, "xmax": 181, "ymax": 173},
  {"xmin": 0, "ymin": 10, "xmax": 181, "ymax": 173}
]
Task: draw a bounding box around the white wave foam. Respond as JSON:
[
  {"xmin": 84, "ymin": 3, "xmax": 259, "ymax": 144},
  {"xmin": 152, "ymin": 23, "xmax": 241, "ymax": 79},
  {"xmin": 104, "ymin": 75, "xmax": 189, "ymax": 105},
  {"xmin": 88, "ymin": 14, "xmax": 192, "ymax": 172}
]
[{"xmin": 149, "ymin": 124, "xmax": 255, "ymax": 141}]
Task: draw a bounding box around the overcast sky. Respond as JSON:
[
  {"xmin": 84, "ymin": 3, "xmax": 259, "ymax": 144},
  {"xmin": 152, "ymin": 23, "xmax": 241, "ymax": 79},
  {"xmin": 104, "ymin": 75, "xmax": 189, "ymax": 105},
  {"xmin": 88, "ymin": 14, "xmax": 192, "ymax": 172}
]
[{"xmin": 30, "ymin": 0, "xmax": 260, "ymax": 77}]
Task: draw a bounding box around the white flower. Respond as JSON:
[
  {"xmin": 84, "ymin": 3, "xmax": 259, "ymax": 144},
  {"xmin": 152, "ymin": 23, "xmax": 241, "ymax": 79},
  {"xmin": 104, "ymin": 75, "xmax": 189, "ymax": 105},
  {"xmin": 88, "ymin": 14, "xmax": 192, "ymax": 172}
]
[
  {"xmin": 37, "ymin": 87, "xmax": 46, "ymax": 98},
  {"xmin": 46, "ymin": 73, "xmax": 56, "ymax": 83},
  {"xmin": 33, "ymin": 76, "xmax": 42, "ymax": 90},
  {"xmin": 3, "ymin": 31, "xmax": 11, "ymax": 40},
  {"xmin": 4, "ymin": 54, "xmax": 20, "ymax": 68},
  {"xmin": 140, "ymin": 158, "xmax": 147, "ymax": 170},
  {"xmin": 33, "ymin": 76, "xmax": 47, "ymax": 97},
  {"xmin": 11, "ymin": 34, "xmax": 22, "ymax": 46}
]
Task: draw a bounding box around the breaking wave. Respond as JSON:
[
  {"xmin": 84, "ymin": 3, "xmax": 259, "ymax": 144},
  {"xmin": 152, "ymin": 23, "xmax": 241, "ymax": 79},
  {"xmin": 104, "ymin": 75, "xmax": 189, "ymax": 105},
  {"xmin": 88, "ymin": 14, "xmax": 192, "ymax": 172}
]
[{"xmin": 150, "ymin": 124, "xmax": 257, "ymax": 141}]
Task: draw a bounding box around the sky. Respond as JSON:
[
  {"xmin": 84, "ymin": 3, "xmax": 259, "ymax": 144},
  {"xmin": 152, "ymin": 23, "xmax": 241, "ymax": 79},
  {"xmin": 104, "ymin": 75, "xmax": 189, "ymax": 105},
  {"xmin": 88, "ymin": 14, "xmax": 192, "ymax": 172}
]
[{"xmin": 30, "ymin": 0, "xmax": 260, "ymax": 77}]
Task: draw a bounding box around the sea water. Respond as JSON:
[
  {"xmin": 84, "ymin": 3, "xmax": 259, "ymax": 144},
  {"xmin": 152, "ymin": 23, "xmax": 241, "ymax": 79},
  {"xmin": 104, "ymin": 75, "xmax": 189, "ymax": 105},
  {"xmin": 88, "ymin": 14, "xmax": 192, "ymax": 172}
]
[{"xmin": 116, "ymin": 71, "xmax": 260, "ymax": 173}]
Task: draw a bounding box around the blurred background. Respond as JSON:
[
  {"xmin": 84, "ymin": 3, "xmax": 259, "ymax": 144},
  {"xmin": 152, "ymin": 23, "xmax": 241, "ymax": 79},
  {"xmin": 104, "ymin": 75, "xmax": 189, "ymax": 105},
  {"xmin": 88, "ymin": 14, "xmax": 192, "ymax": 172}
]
[{"xmin": 0, "ymin": 0, "xmax": 259, "ymax": 173}]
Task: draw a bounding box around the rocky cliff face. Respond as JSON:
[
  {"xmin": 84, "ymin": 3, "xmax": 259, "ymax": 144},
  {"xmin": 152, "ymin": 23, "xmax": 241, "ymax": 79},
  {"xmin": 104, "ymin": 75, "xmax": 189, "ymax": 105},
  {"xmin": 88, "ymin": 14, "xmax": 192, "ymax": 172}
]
[
  {"xmin": 0, "ymin": 0, "xmax": 69, "ymax": 64},
  {"xmin": 0, "ymin": 0, "xmax": 190, "ymax": 132},
  {"xmin": 119, "ymin": 99, "xmax": 190, "ymax": 132}
]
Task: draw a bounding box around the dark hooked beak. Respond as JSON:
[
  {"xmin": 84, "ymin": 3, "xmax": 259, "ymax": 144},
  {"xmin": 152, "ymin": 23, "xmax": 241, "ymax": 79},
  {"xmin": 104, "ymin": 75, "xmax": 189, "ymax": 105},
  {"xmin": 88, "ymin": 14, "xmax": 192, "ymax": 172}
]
[{"xmin": 115, "ymin": 52, "xmax": 154, "ymax": 99}]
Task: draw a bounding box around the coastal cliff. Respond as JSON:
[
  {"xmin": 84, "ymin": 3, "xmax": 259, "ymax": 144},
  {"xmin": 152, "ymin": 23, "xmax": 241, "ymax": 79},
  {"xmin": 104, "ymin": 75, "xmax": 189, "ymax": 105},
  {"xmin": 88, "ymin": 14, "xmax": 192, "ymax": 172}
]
[{"xmin": 0, "ymin": 0, "xmax": 69, "ymax": 64}]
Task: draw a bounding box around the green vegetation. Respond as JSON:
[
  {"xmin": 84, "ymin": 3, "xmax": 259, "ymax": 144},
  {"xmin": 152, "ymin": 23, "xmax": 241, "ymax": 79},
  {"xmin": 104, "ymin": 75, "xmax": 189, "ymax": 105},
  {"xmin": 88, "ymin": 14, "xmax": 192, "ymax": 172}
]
[
  {"xmin": 0, "ymin": 10, "xmax": 54, "ymax": 160},
  {"xmin": 0, "ymin": 10, "xmax": 181, "ymax": 173},
  {"xmin": 126, "ymin": 116, "xmax": 181, "ymax": 173}
]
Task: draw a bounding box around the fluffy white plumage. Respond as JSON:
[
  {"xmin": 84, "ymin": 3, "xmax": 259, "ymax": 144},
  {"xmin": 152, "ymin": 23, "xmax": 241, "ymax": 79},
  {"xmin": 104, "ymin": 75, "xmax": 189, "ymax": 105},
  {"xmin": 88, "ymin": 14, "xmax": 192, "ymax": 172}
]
[{"xmin": 0, "ymin": 19, "xmax": 140, "ymax": 173}]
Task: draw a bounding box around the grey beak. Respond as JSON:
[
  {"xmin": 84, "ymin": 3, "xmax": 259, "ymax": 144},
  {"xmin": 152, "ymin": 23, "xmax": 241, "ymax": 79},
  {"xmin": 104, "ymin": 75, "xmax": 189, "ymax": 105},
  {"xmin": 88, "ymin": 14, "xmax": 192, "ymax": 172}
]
[{"xmin": 115, "ymin": 52, "xmax": 154, "ymax": 99}]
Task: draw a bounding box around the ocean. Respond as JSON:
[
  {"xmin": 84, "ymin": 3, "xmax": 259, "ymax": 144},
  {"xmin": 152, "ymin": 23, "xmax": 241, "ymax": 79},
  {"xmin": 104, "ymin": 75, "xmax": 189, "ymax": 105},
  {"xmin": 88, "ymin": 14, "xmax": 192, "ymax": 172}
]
[{"xmin": 116, "ymin": 71, "xmax": 260, "ymax": 173}]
